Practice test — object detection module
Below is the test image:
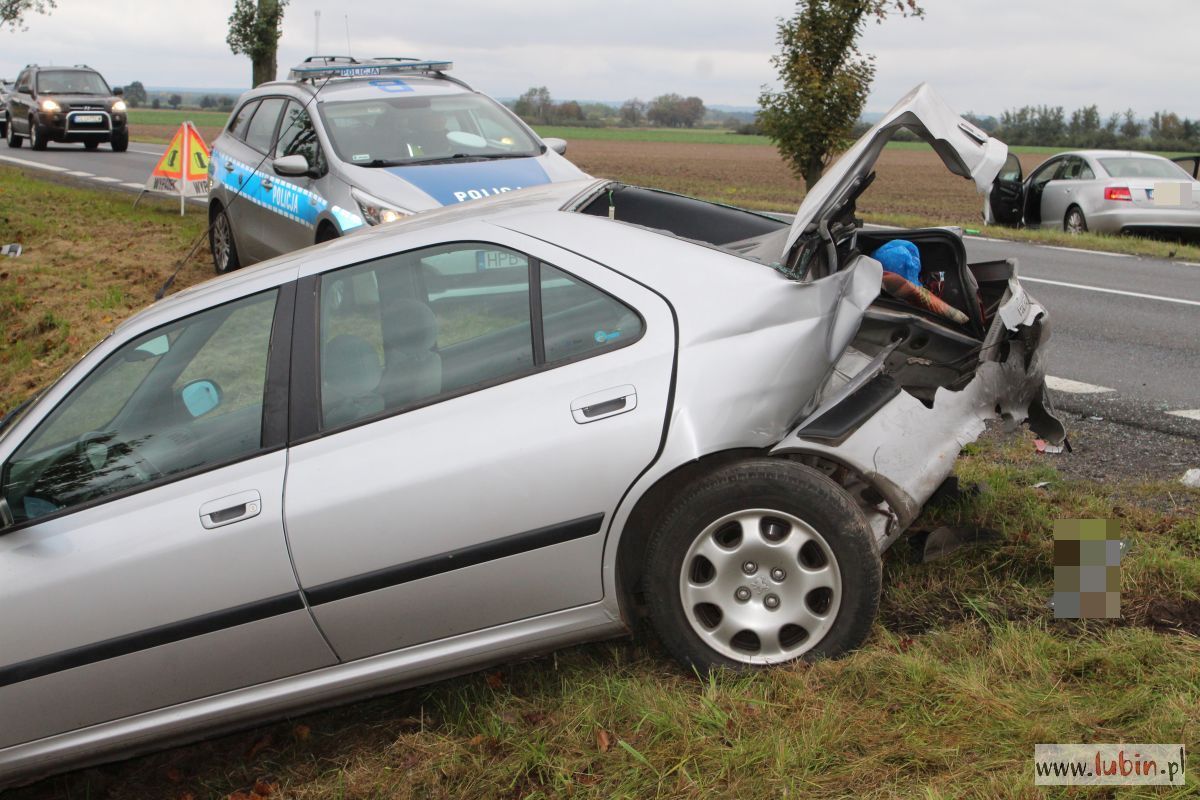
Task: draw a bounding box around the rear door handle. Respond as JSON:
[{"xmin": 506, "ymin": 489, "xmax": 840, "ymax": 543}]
[
  {"xmin": 199, "ymin": 490, "xmax": 262, "ymax": 529},
  {"xmin": 571, "ymin": 385, "xmax": 637, "ymax": 424}
]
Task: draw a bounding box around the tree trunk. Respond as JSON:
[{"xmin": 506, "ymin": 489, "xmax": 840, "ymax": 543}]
[
  {"xmin": 250, "ymin": 0, "xmax": 280, "ymax": 87},
  {"xmin": 251, "ymin": 52, "xmax": 276, "ymax": 87},
  {"xmin": 804, "ymin": 155, "xmax": 824, "ymax": 190}
]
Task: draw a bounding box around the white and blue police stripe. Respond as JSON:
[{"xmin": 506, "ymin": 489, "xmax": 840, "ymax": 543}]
[{"xmin": 210, "ymin": 150, "xmax": 364, "ymax": 231}]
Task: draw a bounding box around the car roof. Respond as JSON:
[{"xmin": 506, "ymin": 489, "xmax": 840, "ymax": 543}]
[
  {"xmin": 1059, "ymin": 150, "xmax": 1171, "ymax": 160},
  {"xmin": 247, "ymin": 73, "xmax": 473, "ymax": 104}
]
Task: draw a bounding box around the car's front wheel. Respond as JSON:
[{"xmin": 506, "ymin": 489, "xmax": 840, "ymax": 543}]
[
  {"xmin": 110, "ymin": 129, "xmax": 128, "ymax": 152},
  {"xmin": 1064, "ymin": 206, "xmax": 1088, "ymax": 235},
  {"xmin": 209, "ymin": 205, "xmax": 241, "ymax": 274},
  {"xmin": 644, "ymin": 459, "xmax": 881, "ymax": 673},
  {"xmin": 29, "ymin": 120, "xmax": 48, "ymax": 151}
]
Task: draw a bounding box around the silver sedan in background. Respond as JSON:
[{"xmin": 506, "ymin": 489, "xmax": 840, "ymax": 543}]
[{"xmin": 987, "ymin": 149, "xmax": 1200, "ymax": 236}]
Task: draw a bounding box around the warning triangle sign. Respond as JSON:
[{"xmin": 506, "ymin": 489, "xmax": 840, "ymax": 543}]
[
  {"xmin": 151, "ymin": 126, "xmax": 186, "ymax": 179},
  {"xmin": 141, "ymin": 121, "xmax": 213, "ymax": 214},
  {"xmin": 184, "ymin": 123, "xmax": 211, "ymax": 181}
]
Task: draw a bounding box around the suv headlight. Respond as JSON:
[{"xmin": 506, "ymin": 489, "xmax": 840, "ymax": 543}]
[
  {"xmin": 351, "ymin": 188, "xmax": 411, "ymax": 226},
  {"xmin": 112, "ymin": 100, "xmax": 127, "ymax": 112},
  {"xmin": 39, "ymin": 99, "xmax": 60, "ymax": 112}
]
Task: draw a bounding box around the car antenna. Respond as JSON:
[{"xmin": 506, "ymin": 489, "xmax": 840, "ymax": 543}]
[{"xmin": 153, "ymin": 73, "xmax": 336, "ymax": 300}]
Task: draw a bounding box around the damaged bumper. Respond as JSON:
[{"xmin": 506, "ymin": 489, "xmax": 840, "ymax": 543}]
[{"xmin": 771, "ymin": 264, "xmax": 1065, "ymax": 551}]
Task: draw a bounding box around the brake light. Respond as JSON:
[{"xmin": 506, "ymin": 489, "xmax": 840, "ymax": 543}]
[{"xmin": 1105, "ymin": 186, "xmax": 1132, "ymax": 201}]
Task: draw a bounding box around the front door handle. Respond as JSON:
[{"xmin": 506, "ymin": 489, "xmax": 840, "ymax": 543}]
[
  {"xmin": 199, "ymin": 490, "xmax": 262, "ymax": 529},
  {"xmin": 571, "ymin": 385, "xmax": 637, "ymax": 424}
]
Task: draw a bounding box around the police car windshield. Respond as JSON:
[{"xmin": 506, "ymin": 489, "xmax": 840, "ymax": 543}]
[
  {"xmin": 36, "ymin": 70, "xmax": 110, "ymax": 95},
  {"xmin": 319, "ymin": 93, "xmax": 541, "ymax": 166}
]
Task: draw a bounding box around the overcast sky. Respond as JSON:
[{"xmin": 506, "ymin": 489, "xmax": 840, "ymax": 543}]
[{"xmin": 2, "ymin": 0, "xmax": 1196, "ymax": 117}]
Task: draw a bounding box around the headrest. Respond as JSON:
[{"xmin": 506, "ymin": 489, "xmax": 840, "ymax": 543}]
[
  {"xmin": 384, "ymin": 298, "xmax": 439, "ymax": 352},
  {"xmin": 322, "ymin": 334, "xmax": 382, "ymax": 396}
]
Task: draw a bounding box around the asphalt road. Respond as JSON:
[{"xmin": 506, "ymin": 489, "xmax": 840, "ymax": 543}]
[{"xmin": 2, "ymin": 141, "xmax": 1197, "ymax": 442}]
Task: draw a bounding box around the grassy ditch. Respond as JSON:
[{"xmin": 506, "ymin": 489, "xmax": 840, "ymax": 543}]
[
  {"xmin": 0, "ymin": 165, "xmax": 212, "ymax": 412},
  {"xmin": 1, "ymin": 162, "xmax": 1197, "ymax": 798}
]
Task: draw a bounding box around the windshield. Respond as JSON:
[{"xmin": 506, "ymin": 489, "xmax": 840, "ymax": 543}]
[
  {"xmin": 318, "ymin": 93, "xmax": 541, "ymax": 166},
  {"xmin": 1098, "ymin": 157, "xmax": 1193, "ymax": 180},
  {"xmin": 36, "ymin": 70, "xmax": 111, "ymax": 95}
]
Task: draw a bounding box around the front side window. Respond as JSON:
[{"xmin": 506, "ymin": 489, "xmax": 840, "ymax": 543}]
[
  {"xmin": 317, "ymin": 244, "xmax": 641, "ymax": 429},
  {"xmin": 2, "ymin": 291, "xmax": 278, "ymax": 524},
  {"xmin": 276, "ymin": 100, "xmax": 326, "ymax": 174}
]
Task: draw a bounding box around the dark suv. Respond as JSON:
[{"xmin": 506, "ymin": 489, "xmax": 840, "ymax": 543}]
[{"xmin": 5, "ymin": 65, "xmax": 128, "ymax": 152}]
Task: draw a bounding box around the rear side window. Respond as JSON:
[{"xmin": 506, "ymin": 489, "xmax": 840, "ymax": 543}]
[
  {"xmin": 315, "ymin": 243, "xmax": 642, "ymax": 430},
  {"xmin": 1099, "ymin": 157, "xmax": 1193, "ymax": 179},
  {"xmin": 228, "ymin": 101, "xmax": 258, "ymax": 140},
  {"xmin": 244, "ymin": 97, "xmax": 286, "ymax": 153}
]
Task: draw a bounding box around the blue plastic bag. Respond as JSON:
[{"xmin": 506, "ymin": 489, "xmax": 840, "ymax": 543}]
[{"xmin": 871, "ymin": 240, "xmax": 921, "ymax": 284}]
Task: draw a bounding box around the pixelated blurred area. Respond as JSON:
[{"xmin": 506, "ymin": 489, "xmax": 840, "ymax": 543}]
[{"xmin": 1052, "ymin": 519, "xmax": 1123, "ymax": 619}]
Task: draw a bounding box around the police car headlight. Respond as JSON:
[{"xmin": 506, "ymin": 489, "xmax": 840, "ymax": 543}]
[{"xmin": 351, "ymin": 188, "xmax": 411, "ymax": 226}]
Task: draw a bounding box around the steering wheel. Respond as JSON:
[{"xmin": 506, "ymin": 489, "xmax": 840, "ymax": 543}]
[{"xmin": 76, "ymin": 430, "xmax": 163, "ymax": 485}]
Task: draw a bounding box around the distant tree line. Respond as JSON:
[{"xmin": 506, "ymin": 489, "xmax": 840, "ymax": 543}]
[
  {"xmin": 512, "ymin": 86, "xmax": 707, "ymax": 128},
  {"xmin": 991, "ymin": 105, "xmax": 1200, "ymax": 151}
]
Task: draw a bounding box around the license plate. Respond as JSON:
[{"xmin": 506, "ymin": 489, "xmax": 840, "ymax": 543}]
[
  {"xmin": 1152, "ymin": 182, "xmax": 1191, "ymax": 207},
  {"xmin": 74, "ymin": 114, "xmax": 103, "ymax": 123}
]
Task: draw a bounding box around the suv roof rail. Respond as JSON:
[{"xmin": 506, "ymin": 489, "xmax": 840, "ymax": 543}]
[
  {"xmin": 287, "ymin": 57, "xmax": 453, "ymax": 83},
  {"xmin": 73, "ymin": 64, "xmax": 91, "ymax": 69}
]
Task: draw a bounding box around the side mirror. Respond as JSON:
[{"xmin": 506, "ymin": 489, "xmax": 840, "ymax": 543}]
[
  {"xmin": 273, "ymin": 154, "xmax": 310, "ymax": 177},
  {"xmin": 180, "ymin": 379, "xmax": 221, "ymax": 418},
  {"xmin": 543, "ymin": 137, "xmax": 568, "ymax": 156},
  {"xmin": 113, "ymin": 87, "xmax": 124, "ymax": 96}
]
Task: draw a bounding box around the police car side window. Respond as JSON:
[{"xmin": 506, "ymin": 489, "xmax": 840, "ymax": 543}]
[
  {"xmin": 244, "ymin": 97, "xmax": 286, "ymax": 154},
  {"xmin": 229, "ymin": 101, "xmax": 258, "ymax": 141},
  {"xmin": 276, "ymin": 101, "xmax": 325, "ymax": 175}
]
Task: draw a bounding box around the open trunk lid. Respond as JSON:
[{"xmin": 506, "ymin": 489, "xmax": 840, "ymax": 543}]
[{"xmin": 781, "ymin": 83, "xmax": 1007, "ymax": 272}]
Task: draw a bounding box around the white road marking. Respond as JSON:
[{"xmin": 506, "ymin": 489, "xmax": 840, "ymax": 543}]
[
  {"xmin": 1039, "ymin": 244, "xmax": 1136, "ymax": 258},
  {"xmin": 963, "ymin": 235, "xmax": 1008, "ymax": 243},
  {"xmin": 0, "ymin": 154, "xmax": 68, "ymax": 172},
  {"xmin": 1181, "ymin": 262, "xmax": 1200, "ymax": 268},
  {"xmin": 1020, "ymin": 276, "xmax": 1200, "ymax": 308},
  {"xmin": 1045, "ymin": 376, "xmax": 1115, "ymax": 394},
  {"xmin": 128, "ymin": 146, "xmax": 165, "ymax": 156},
  {"xmin": 121, "ymin": 182, "xmax": 144, "ymax": 190},
  {"xmin": 65, "ymin": 170, "xmax": 93, "ymax": 177},
  {"xmin": 1167, "ymin": 409, "xmax": 1200, "ymax": 421},
  {"xmin": 91, "ymin": 176, "xmax": 120, "ymax": 183}
]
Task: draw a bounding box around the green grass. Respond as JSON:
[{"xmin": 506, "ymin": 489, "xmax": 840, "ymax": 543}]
[
  {"xmin": 126, "ymin": 108, "xmax": 231, "ymax": 127},
  {"xmin": 532, "ymin": 125, "xmax": 773, "ymax": 146}
]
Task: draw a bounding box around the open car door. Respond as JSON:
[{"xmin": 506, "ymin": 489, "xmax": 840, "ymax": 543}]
[{"xmin": 987, "ymin": 152, "xmax": 1025, "ymax": 226}]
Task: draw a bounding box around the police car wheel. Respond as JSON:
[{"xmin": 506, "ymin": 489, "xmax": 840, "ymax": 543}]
[{"xmin": 210, "ymin": 208, "xmax": 240, "ymax": 274}]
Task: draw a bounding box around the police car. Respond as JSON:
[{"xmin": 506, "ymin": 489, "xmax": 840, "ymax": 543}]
[{"xmin": 207, "ymin": 57, "xmax": 587, "ymax": 273}]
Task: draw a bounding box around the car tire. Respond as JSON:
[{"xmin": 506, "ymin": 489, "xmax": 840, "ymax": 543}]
[
  {"xmin": 4, "ymin": 116, "xmax": 18, "ymax": 148},
  {"xmin": 643, "ymin": 458, "xmax": 881, "ymax": 674},
  {"xmin": 29, "ymin": 121, "xmax": 48, "ymax": 151},
  {"xmin": 84, "ymin": 140, "xmax": 100, "ymax": 150},
  {"xmin": 110, "ymin": 130, "xmax": 129, "ymax": 152},
  {"xmin": 1064, "ymin": 206, "xmax": 1087, "ymax": 235},
  {"xmin": 209, "ymin": 205, "xmax": 241, "ymax": 274}
]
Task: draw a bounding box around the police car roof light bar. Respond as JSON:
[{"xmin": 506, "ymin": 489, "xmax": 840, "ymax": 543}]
[{"xmin": 287, "ymin": 58, "xmax": 453, "ymax": 82}]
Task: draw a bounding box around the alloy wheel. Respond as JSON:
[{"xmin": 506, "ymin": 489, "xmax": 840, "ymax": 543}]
[{"xmin": 678, "ymin": 508, "xmax": 842, "ymax": 663}]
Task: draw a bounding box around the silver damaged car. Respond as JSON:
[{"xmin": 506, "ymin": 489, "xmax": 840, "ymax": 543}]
[{"xmin": 0, "ymin": 84, "xmax": 1065, "ymax": 787}]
